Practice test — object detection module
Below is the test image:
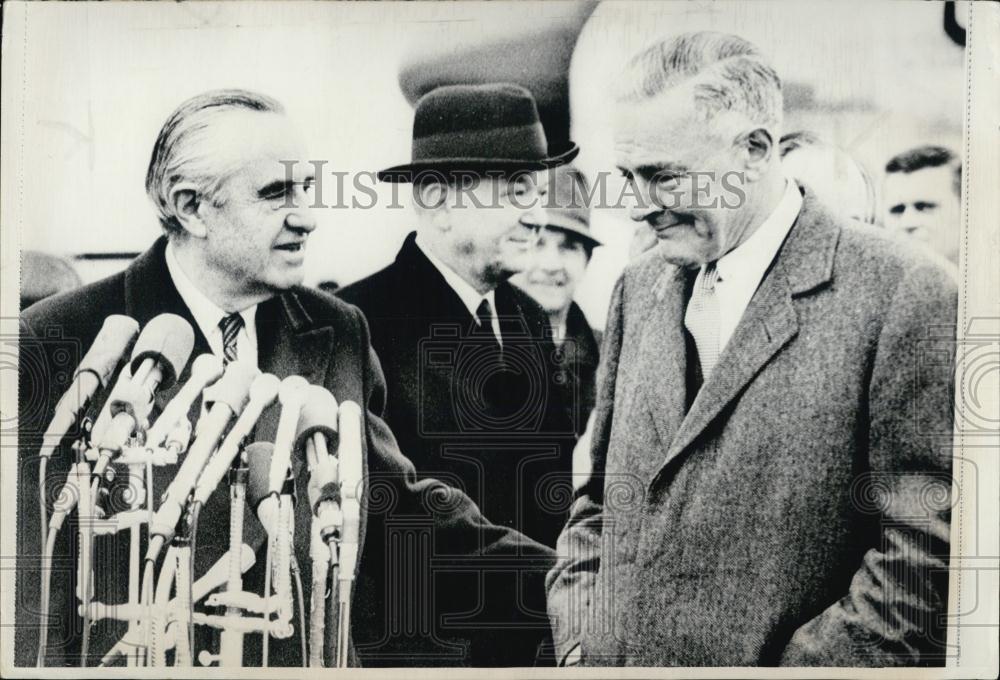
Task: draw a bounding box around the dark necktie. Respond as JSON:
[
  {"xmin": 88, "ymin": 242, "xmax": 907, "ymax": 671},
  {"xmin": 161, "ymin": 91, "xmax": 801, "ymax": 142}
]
[
  {"xmin": 475, "ymin": 298, "xmax": 500, "ymax": 349},
  {"xmin": 219, "ymin": 312, "xmax": 244, "ymax": 364}
]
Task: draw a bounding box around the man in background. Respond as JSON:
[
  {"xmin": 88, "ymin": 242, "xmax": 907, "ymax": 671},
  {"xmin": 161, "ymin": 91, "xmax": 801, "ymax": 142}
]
[
  {"xmin": 780, "ymin": 131, "xmax": 878, "ymax": 225},
  {"xmin": 20, "ymin": 250, "xmax": 83, "ymax": 309},
  {"xmin": 511, "ymin": 164, "xmax": 602, "ymax": 488},
  {"xmin": 883, "ymin": 144, "xmax": 962, "ymax": 265},
  {"xmin": 512, "ymin": 163, "xmax": 602, "ymax": 427},
  {"xmin": 548, "ymin": 31, "xmax": 956, "ymax": 667},
  {"xmin": 339, "ymin": 83, "xmax": 580, "ymax": 665}
]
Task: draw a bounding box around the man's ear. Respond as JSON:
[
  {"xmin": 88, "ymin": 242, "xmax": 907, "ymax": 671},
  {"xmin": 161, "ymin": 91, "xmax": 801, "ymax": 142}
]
[
  {"xmin": 415, "ymin": 182, "xmax": 451, "ymax": 232},
  {"xmin": 168, "ymin": 182, "xmax": 208, "ymax": 239},
  {"xmin": 737, "ymin": 127, "xmax": 775, "ymax": 182}
]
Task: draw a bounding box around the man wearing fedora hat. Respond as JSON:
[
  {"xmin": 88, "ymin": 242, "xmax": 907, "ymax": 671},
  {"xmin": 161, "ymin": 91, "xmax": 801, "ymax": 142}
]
[
  {"xmin": 338, "ymin": 83, "xmax": 583, "ymax": 666},
  {"xmin": 512, "ymin": 164, "xmax": 603, "ymax": 447}
]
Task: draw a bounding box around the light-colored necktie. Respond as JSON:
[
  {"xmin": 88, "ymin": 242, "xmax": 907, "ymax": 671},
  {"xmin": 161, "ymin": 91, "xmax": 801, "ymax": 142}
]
[
  {"xmin": 684, "ymin": 262, "xmax": 721, "ymax": 379},
  {"xmin": 219, "ymin": 312, "xmax": 244, "ymax": 364}
]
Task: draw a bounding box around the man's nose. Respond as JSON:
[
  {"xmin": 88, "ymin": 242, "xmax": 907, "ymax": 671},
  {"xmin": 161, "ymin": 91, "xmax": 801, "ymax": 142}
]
[
  {"xmin": 286, "ymin": 206, "xmax": 317, "ymax": 233},
  {"xmin": 537, "ymin": 241, "xmax": 562, "ymax": 272},
  {"xmin": 627, "ymin": 179, "xmax": 660, "ymax": 222},
  {"xmin": 521, "ymin": 200, "xmax": 549, "ymax": 234}
]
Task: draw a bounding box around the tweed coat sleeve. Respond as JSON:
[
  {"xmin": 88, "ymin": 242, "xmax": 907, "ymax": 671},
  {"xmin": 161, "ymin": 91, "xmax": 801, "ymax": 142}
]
[
  {"xmin": 545, "ymin": 275, "xmax": 626, "ymax": 665},
  {"xmin": 780, "ymin": 259, "xmax": 958, "ymax": 666}
]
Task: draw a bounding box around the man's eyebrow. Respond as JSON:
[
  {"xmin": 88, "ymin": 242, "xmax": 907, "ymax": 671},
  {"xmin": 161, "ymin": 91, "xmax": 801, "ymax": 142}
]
[
  {"xmin": 256, "ymin": 176, "xmax": 314, "ymax": 198},
  {"xmin": 636, "ymin": 163, "xmax": 687, "ymax": 178}
]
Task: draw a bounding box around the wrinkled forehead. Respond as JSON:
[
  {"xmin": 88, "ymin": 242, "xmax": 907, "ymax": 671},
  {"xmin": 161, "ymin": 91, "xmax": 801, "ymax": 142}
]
[
  {"xmin": 612, "ymin": 86, "xmax": 736, "ymax": 167},
  {"xmin": 210, "ymin": 110, "xmax": 311, "ymax": 186}
]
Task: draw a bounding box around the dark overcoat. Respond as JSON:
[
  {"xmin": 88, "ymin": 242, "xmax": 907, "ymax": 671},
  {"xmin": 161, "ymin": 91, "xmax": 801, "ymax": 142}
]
[
  {"xmin": 16, "ymin": 236, "xmax": 554, "ymax": 668},
  {"xmin": 338, "ymin": 233, "xmax": 583, "ymax": 664},
  {"xmin": 339, "ymin": 233, "xmax": 584, "ymax": 548}
]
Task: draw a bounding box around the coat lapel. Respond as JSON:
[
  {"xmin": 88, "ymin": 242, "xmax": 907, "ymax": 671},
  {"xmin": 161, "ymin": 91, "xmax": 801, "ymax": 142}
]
[
  {"xmin": 639, "ymin": 265, "xmax": 691, "ymax": 455},
  {"xmin": 254, "ymin": 292, "xmax": 334, "ymax": 442},
  {"xmin": 654, "ymin": 190, "xmax": 841, "ymax": 474}
]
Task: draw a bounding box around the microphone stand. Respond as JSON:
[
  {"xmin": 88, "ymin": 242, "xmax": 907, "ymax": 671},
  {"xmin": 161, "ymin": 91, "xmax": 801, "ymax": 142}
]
[{"xmin": 219, "ymin": 461, "xmax": 248, "ymax": 666}]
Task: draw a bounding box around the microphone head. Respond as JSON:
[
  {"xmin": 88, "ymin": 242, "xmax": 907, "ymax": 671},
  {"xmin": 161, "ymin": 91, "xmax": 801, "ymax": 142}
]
[
  {"xmin": 78, "ymin": 315, "xmax": 140, "ymax": 387},
  {"xmin": 130, "ymin": 314, "xmax": 195, "ymax": 389},
  {"xmin": 337, "ymin": 400, "xmax": 364, "ymax": 500},
  {"xmin": 294, "ymin": 385, "xmax": 339, "ymax": 455},
  {"xmin": 278, "ymin": 375, "xmax": 309, "ymax": 406},
  {"xmin": 249, "ymin": 373, "xmax": 281, "ymax": 407},
  {"xmin": 189, "ymin": 353, "xmax": 225, "ymax": 386},
  {"xmin": 203, "ymin": 361, "xmax": 258, "ymax": 415},
  {"xmin": 246, "ymin": 441, "xmax": 295, "ymax": 532}
]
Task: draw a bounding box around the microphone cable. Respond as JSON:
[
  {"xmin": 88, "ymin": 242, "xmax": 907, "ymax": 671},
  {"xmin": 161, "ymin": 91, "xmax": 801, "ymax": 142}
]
[
  {"xmin": 290, "ymin": 556, "xmax": 307, "ymax": 667},
  {"xmin": 35, "ymin": 520, "xmax": 59, "ymax": 667},
  {"xmin": 261, "ymin": 491, "xmax": 277, "ymax": 667},
  {"xmin": 188, "ymin": 500, "xmax": 202, "ymax": 664}
]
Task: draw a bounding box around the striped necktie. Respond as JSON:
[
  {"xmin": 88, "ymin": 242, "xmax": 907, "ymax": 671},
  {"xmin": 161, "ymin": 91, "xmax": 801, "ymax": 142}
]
[
  {"xmin": 219, "ymin": 312, "xmax": 244, "ymax": 364},
  {"xmin": 684, "ymin": 262, "xmax": 721, "ymax": 379}
]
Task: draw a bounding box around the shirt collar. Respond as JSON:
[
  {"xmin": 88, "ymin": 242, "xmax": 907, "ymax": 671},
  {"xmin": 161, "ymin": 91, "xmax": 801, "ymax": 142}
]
[
  {"xmin": 415, "ymin": 232, "xmax": 497, "ymax": 319},
  {"xmin": 164, "ymin": 240, "xmax": 257, "ymax": 341},
  {"xmin": 715, "ymin": 179, "xmax": 803, "ymax": 286}
]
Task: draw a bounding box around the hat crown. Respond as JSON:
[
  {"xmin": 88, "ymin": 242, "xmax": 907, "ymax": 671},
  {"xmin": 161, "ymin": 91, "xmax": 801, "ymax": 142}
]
[
  {"xmin": 413, "ymin": 83, "xmax": 540, "ymax": 138},
  {"xmin": 377, "ymin": 82, "xmax": 580, "ymax": 182}
]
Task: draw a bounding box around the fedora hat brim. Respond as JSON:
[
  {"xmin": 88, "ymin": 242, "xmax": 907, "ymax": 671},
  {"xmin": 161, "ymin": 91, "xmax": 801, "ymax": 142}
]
[
  {"xmin": 377, "ymin": 143, "xmax": 579, "ymax": 183},
  {"xmin": 542, "ymin": 215, "xmax": 603, "ymax": 250}
]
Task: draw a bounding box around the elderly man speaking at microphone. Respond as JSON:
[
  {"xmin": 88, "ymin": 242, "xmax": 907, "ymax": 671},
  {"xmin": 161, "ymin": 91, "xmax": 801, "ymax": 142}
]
[{"xmin": 16, "ymin": 89, "xmax": 554, "ymax": 667}]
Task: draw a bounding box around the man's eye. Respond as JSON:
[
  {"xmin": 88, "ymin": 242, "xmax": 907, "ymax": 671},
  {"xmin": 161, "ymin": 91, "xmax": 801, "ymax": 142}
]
[
  {"xmin": 915, "ymin": 202, "xmax": 937, "ymax": 212},
  {"xmin": 889, "ymin": 204, "xmax": 905, "ymax": 215}
]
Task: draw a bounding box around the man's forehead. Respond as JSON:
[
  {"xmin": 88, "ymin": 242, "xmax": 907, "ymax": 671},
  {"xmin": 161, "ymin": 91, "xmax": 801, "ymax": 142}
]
[
  {"xmin": 884, "ymin": 167, "xmax": 955, "ymax": 198},
  {"xmin": 211, "ymin": 110, "xmax": 309, "ymax": 181},
  {"xmin": 613, "ymin": 89, "xmax": 715, "ymax": 164}
]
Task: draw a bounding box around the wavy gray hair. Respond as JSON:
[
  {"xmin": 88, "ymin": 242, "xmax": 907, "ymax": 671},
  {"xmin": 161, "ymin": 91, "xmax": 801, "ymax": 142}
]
[
  {"xmin": 145, "ymin": 89, "xmax": 285, "ymax": 235},
  {"xmin": 616, "ymin": 31, "xmax": 783, "ymax": 130}
]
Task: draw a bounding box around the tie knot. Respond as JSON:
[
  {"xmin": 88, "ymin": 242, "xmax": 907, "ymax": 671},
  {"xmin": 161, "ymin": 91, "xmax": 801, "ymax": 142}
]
[
  {"xmin": 219, "ymin": 313, "xmax": 244, "ymax": 363},
  {"xmin": 475, "ymin": 298, "xmax": 493, "ymax": 329},
  {"xmin": 700, "ymin": 261, "xmax": 720, "ymax": 293},
  {"xmin": 219, "ymin": 312, "xmax": 244, "ymax": 334}
]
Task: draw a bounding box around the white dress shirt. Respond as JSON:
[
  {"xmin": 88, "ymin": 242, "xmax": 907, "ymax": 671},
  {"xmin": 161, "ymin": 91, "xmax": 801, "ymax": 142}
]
[
  {"xmin": 164, "ymin": 242, "xmax": 259, "ymax": 367},
  {"xmin": 415, "ymin": 234, "xmax": 502, "ymax": 346},
  {"xmin": 693, "ymin": 180, "xmax": 803, "ymax": 353}
]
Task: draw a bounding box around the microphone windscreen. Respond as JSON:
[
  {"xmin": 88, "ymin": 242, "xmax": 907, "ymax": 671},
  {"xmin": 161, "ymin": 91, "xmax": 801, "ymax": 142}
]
[
  {"xmin": 190, "ymin": 353, "xmax": 225, "ymax": 384},
  {"xmin": 294, "ymin": 385, "xmax": 339, "ymax": 454},
  {"xmin": 249, "ymin": 373, "xmax": 281, "ymax": 407},
  {"xmin": 245, "ymin": 441, "xmax": 275, "ymax": 513},
  {"xmin": 130, "ymin": 314, "xmax": 195, "ymax": 388},
  {"xmin": 203, "ymin": 361, "xmax": 258, "ymax": 414},
  {"xmin": 78, "ymin": 315, "xmax": 140, "ymax": 387}
]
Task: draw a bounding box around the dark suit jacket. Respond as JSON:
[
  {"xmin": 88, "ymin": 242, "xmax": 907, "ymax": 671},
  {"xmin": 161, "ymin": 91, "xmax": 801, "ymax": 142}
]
[
  {"xmin": 339, "ymin": 233, "xmax": 582, "ymax": 547},
  {"xmin": 557, "ymin": 301, "xmax": 600, "ymax": 430},
  {"xmin": 338, "ymin": 233, "xmax": 581, "ymax": 664},
  {"xmin": 16, "ymin": 237, "xmax": 554, "ymax": 668},
  {"xmin": 546, "ymin": 188, "xmax": 958, "ymax": 666}
]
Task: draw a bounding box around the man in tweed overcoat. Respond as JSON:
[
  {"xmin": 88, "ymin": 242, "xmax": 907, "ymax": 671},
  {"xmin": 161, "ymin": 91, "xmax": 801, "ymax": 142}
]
[{"xmin": 546, "ymin": 31, "xmax": 957, "ymax": 667}]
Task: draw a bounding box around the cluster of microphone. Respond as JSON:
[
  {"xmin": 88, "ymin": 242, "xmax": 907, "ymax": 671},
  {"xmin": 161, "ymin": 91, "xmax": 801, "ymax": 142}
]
[{"xmin": 36, "ymin": 313, "xmax": 364, "ymax": 668}]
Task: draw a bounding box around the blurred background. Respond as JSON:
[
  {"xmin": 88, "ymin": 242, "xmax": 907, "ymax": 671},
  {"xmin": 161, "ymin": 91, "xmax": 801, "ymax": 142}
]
[{"xmin": 14, "ymin": 0, "xmax": 966, "ymax": 327}]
